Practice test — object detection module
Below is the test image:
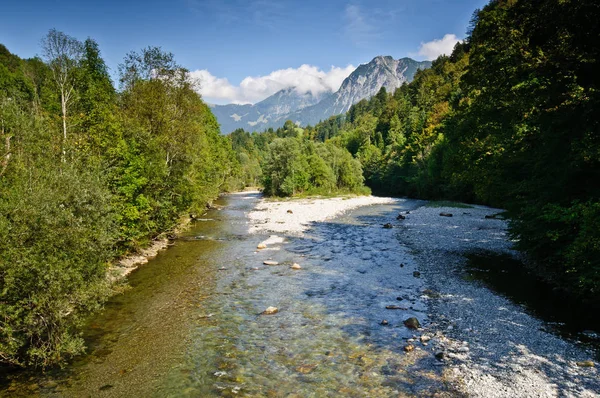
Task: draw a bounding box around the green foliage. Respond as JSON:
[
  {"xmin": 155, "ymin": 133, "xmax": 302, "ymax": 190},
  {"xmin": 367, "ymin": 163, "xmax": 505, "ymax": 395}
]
[
  {"xmin": 0, "ymin": 35, "xmax": 239, "ymax": 367},
  {"xmin": 425, "ymin": 201, "xmax": 473, "ymax": 209},
  {"xmin": 232, "ymin": 119, "xmax": 368, "ymax": 198},
  {"xmin": 0, "ymin": 166, "xmax": 115, "ymax": 367},
  {"xmin": 302, "ymin": 0, "xmax": 600, "ymax": 302}
]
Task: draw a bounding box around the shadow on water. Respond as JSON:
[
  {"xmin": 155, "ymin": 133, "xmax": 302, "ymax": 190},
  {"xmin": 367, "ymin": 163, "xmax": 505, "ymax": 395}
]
[{"xmin": 464, "ymin": 251, "xmax": 600, "ymax": 352}]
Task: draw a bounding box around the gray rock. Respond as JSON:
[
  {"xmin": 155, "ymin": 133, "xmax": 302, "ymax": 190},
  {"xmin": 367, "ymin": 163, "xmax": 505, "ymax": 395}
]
[{"xmin": 403, "ymin": 317, "xmax": 421, "ymax": 329}]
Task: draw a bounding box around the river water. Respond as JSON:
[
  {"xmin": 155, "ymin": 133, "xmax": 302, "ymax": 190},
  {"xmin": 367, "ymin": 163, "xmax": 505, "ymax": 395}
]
[
  {"xmin": 2, "ymin": 193, "xmax": 597, "ymax": 397},
  {"xmin": 2, "ymin": 192, "xmax": 447, "ymax": 397}
]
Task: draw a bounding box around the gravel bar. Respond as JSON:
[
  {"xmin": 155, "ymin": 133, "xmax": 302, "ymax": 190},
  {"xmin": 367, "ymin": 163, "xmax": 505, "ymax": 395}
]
[{"xmin": 395, "ymin": 204, "xmax": 599, "ymax": 397}]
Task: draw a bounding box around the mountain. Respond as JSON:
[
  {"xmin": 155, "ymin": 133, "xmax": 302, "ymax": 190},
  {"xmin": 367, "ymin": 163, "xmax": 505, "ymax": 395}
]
[
  {"xmin": 213, "ymin": 56, "xmax": 431, "ymax": 133},
  {"xmin": 211, "ymin": 87, "xmax": 329, "ymax": 134}
]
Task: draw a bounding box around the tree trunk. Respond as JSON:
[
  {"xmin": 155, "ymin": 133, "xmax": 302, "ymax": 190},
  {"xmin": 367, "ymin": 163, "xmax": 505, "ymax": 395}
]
[{"xmin": 61, "ymin": 90, "xmax": 67, "ymax": 163}]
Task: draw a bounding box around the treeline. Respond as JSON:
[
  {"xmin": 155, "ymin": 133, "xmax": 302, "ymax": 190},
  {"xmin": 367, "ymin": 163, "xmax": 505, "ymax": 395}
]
[
  {"xmin": 328, "ymin": 0, "xmax": 600, "ymax": 303},
  {"xmin": 0, "ymin": 31, "xmax": 239, "ymax": 367},
  {"xmin": 231, "ymin": 120, "xmax": 368, "ymax": 197},
  {"xmin": 237, "ymin": 0, "xmax": 600, "ymax": 303}
]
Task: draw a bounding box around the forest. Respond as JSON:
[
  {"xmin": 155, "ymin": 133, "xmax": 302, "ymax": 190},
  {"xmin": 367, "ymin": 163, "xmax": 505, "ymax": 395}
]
[
  {"xmin": 0, "ymin": 31, "xmax": 241, "ymax": 367},
  {"xmin": 233, "ymin": 0, "xmax": 599, "ymax": 308}
]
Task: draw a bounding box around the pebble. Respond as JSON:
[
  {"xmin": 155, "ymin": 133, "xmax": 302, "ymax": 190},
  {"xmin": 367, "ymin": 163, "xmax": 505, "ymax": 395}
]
[
  {"xmin": 261, "ymin": 306, "xmax": 279, "ymax": 315},
  {"xmin": 263, "ymin": 260, "xmax": 279, "ymax": 266},
  {"xmin": 576, "ymin": 361, "xmax": 595, "ymax": 368},
  {"xmin": 42, "ymin": 381, "xmax": 58, "ymax": 389},
  {"xmin": 257, "ymin": 243, "xmax": 267, "ymax": 249},
  {"xmin": 420, "ymin": 335, "xmax": 432, "ymax": 343},
  {"xmin": 291, "ymin": 263, "xmax": 302, "ymax": 270},
  {"xmin": 404, "ymin": 345, "xmax": 415, "ymax": 352},
  {"xmin": 413, "ymin": 271, "xmax": 421, "ymax": 277}
]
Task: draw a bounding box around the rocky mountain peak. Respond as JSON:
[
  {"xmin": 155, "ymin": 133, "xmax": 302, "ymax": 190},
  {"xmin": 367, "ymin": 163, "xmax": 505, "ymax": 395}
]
[{"xmin": 212, "ymin": 56, "xmax": 431, "ymax": 133}]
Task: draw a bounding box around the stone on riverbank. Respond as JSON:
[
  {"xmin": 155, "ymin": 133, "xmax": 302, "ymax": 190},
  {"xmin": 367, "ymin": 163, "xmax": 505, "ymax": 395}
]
[{"xmin": 403, "ymin": 317, "xmax": 421, "ymax": 329}]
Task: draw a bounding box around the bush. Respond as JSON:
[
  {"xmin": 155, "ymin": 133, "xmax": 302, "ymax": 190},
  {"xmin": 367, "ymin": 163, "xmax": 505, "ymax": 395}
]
[{"xmin": 0, "ymin": 166, "xmax": 116, "ymax": 367}]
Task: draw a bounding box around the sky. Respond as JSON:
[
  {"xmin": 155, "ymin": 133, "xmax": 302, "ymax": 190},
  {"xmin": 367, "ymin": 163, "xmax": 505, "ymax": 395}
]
[{"xmin": 1, "ymin": 0, "xmax": 489, "ymax": 104}]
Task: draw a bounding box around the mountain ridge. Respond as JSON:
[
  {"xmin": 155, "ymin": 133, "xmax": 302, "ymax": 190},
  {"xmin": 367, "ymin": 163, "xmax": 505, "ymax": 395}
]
[{"xmin": 212, "ymin": 56, "xmax": 431, "ymax": 133}]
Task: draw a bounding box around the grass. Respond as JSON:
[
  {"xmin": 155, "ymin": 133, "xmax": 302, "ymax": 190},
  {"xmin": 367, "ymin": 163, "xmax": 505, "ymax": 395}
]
[{"xmin": 425, "ymin": 200, "xmax": 474, "ymax": 209}]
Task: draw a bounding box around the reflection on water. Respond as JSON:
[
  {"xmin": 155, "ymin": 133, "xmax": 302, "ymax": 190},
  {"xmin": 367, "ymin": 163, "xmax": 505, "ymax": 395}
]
[{"xmin": 465, "ymin": 252, "xmax": 600, "ymax": 356}]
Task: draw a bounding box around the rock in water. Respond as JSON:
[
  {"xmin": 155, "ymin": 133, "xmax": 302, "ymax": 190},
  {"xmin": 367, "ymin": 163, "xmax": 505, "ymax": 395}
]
[
  {"xmin": 396, "ymin": 214, "xmax": 406, "ymax": 220},
  {"xmin": 261, "ymin": 306, "xmax": 279, "ymax": 315},
  {"xmin": 380, "ymin": 319, "xmax": 389, "ymax": 326},
  {"xmin": 404, "ymin": 344, "xmax": 415, "ymax": 352},
  {"xmin": 403, "ymin": 317, "xmax": 421, "ymax": 329},
  {"xmin": 287, "ymin": 209, "xmax": 293, "ymax": 214},
  {"xmin": 291, "ymin": 263, "xmax": 302, "ymax": 270},
  {"xmin": 439, "ymin": 212, "xmax": 453, "ymax": 217},
  {"xmin": 413, "ymin": 271, "xmax": 421, "ymax": 278},
  {"xmin": 257, "ymin": 243, "xmax": 267, "ymax": 249},
  {"xmin": 263, "ymin": 260, "xmax": 279, "ymax": 266},
  {"xmin": 296, "ymin": 364, "xmax": 317, "ymax": 374},
  {"xmin": 386, "ymin": 305, "xmax": 408, "ymax": 310},
  {"xmin": 435, "ymin": 351, "xmax": 445, "ymax": 360},
  {"xmin": 383, "ymin": 223, "xmax": 393, "ymax": 229},
  {"xmin": 576, "ymin": 360, "xmax": 595, "ymax": 367}
]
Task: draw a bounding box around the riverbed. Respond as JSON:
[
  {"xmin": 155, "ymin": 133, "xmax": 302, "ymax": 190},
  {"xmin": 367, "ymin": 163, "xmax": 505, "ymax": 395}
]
[{"xmin": 1, "ymin": 193, "xmax": 598, "ymax": 397}]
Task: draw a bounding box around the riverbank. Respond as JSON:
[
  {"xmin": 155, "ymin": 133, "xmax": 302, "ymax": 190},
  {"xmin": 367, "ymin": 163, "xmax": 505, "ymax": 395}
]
[
  {"xmin": 248, "ymin": 194, "xmax": 399, "ymax": 235},
  {"xmin": 394, "ymin": 204, "xmax": 599, "ymax": 397}
]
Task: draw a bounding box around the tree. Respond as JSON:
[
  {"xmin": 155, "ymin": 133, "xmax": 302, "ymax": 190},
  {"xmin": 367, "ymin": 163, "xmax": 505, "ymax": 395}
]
[{"xmin": 42, "ymin": 29, "xmax": 83, "ymax": 162}]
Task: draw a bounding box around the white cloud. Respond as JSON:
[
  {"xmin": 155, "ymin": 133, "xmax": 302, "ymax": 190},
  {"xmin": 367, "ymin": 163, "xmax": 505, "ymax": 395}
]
[
  {"xmin": 191, "ymin": 64, "xmax": 356, "ymax": 105},
  {"xmin": 417, "ymin": 34, "xmax": 462, "ymax": 61}
]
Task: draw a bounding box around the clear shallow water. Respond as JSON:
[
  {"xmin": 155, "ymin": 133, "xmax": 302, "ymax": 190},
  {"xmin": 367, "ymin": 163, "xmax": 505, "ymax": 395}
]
[
  {"xmin": 1, "ymin": 193, "xmax": 446, "ymax": 397},
  {"xmin": 2, "ymin": 194, "xmax": 598, "ymax": 396}
]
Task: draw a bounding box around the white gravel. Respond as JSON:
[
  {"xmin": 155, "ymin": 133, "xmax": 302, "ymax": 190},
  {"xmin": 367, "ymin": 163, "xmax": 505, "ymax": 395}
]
[
  {"xmin": 395, "ymin": 204, "xmax": 599, "ymax": 398},
  {"xmin": 248, "ymin": 195, "xmax": 399, "ymax": 235}
]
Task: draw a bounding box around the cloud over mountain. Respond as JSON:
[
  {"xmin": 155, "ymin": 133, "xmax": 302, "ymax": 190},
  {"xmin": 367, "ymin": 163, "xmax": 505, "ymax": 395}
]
[
  {"xmin": 190, "ymin": 64, "xmax": 356, "ymax": 104},
  {"xmin": 417, "ymin": 34, "xmax": 462, "ymax": 60}
]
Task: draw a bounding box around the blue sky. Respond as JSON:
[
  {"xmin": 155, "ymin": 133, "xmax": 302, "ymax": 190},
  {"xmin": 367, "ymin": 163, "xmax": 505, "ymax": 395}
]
[{"xmin": 2, "ymin": 0, "xmax": 488, "ymax": 104}]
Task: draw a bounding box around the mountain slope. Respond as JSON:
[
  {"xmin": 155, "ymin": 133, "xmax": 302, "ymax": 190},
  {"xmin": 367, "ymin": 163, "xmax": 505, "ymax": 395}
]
[
  {"xmin": 213, "ymin": 56, "xmax": 431, "ymax": 133},
  {"xmin": 212, "ymin": 88, "xmax": 328, "ymax": 134}
]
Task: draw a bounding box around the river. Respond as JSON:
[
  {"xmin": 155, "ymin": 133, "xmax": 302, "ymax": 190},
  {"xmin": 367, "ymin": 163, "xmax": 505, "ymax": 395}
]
[{"xmin": 1, "ymin": 192, "xmax": 598, "ymax": 397}]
